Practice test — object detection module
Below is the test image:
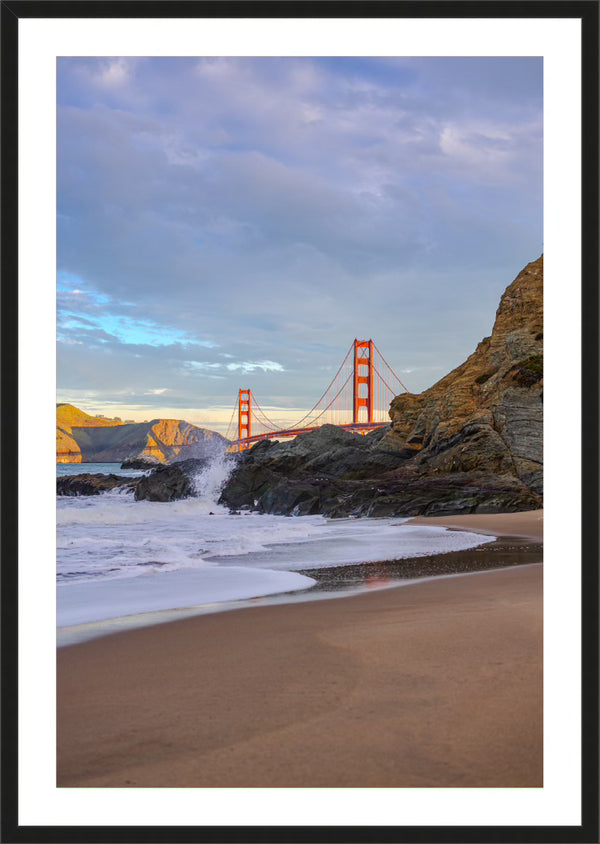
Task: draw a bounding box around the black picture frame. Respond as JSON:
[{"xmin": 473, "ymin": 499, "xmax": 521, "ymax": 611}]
[{"xmin": 1, "ymin": 2, "xmax": 598, "ymax": 842}]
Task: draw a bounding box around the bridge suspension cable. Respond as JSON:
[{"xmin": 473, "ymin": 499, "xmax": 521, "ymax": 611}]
[
  {"xmin": 287, "ymin": 341, "xmax": 354, "ymax": 431},
  {"xmin": 226, "ymin": 339, "xmax": 409, "ymax": 450},
  {"xmin": 251, "ymin": 396, "xmax": 284, "ymax": 432},
  {"xmin": 373, "ymin": 341, "xmax": 410, "ymax": 394}
]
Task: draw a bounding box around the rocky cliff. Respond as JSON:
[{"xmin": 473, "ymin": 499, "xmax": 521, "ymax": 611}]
[
  {"xmin": 219, "ymin": 257, "xmax": 543, "ymax": 517},
  {"xmin": 383, "ymin": 255, "xmax": 543, "ymax": 494},
  {"xmin": 56, "ymin": 404, "xmax": 227, "ymax": 464}
]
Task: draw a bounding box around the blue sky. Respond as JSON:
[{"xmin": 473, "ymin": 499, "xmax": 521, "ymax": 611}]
[{"xmin": 57, "ymin": 56, "xmax": 542, "ymax": 433}]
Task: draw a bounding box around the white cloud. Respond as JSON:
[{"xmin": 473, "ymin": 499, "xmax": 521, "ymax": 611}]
[
  {"xmin": 226, "ymin": 360, "xmax": 284, "ymax": 373},
  {"xmin": 182, "ymin": 361, "xmax": 222, "ymax": 373}
]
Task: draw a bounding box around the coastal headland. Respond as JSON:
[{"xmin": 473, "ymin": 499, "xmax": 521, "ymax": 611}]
[
  {"xmin": 56, "ymin": 403, "xmax": 226, "ymax": 464},
  {"xmin": 57, "ymin": 509, "xmax": 542, "ymax": 789},
  {"xmin": 57, "ymin": 258, "xmax": 544, "ymax": 788}
]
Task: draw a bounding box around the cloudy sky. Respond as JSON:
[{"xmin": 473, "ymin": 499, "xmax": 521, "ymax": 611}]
[{"xmin": 57, "ymin": 56, "xmax": 542, "ymax": 435}]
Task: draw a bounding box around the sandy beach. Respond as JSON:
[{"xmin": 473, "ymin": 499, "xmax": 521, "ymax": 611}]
[
  {"xmin": 408, "ymin": 509, "xmax": 543, "ymax": 541},
  {"xmin": 57, "ymin": 509, "xmax": 543, "ymax": 788}
]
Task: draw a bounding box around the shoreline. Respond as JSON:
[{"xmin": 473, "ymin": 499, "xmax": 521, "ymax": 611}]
[
  {"xmin": 57, "ymin": 510, "xmax": 542, "ymax": 646},
  {"xmin": 407, "ymin": 508, "xmax": 543, "ymax": 541},
  {"xmin": 58, "ymin": 510, "xmax": 543, "ymax": 788},
  {"xmin": 300, "ymin": 533, "xmax": 541, "ymax": 591}
]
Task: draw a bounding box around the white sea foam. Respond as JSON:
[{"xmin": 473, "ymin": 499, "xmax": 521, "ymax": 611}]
[
  {"xmin": 207, "ymin": 519, "xmax": 496, "ymax": 572},
  {"xmin": 58, "ymin": 565, "xmax": 315, "ymax": 627},
  {"xmin": 57, "ymin": 457, "xmax": 496, "ymax": 629}
]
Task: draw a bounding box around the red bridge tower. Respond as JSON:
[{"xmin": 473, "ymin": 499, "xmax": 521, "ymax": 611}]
[
  {"xmin": 238, "ymin": 389, "xmax": 251, "ymax": 442},
  {"xmin": 353, "ymin": 339, "xmax": 374, "ymax": 424}
]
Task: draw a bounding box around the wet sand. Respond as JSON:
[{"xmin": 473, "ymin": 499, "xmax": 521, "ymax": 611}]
[{"xmin": 57, "ymin": 510, "xmax": 543, "ymax": 788}]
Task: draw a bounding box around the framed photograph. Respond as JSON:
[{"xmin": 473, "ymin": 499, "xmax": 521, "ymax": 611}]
[{"xmin": 2, "ymin": 1, "xmax": 598, "ymax": 841}]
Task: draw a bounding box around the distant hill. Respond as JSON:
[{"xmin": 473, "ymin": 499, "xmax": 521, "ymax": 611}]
[
  {"xmin": 56, "ymin": 404, "xmax": 125, "ymax": 428},
  {"xmin": 56, "ymin": 403, "xmax": 228, "ymax": 464}
]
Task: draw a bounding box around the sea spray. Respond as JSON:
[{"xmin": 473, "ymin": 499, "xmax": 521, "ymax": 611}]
[{"xmin": 190, "ymin": 444, "xmax": 236, "ymax": 504}]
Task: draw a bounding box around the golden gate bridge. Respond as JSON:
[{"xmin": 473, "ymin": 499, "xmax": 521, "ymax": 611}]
[{"xmin": 225, "ymin": 339, "xmax": 409, "ymax": 452}]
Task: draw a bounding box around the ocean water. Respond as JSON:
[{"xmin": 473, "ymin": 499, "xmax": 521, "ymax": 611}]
[
  {"xmin": 57, "ymin": 454, "xmax": 495, "ymax": 633},
  {"xmin": 57, "ymin": 461, "xmax": 148, "ymax": 478}
]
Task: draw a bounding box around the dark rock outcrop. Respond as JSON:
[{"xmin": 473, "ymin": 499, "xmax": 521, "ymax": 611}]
[
  {"xmin": 57, "ymin": 474, "xmax": 136, "ymax": 497},
  {"xmin": 220, "ymin": 425, "xmax": 407, "ymax": 513},
  {"xmin": 220, "ymin": 257, "xmax": 544, "ymax": 518},
  {"xmin": 133, "ymin": 458, "xmax": 207, "ymax": 502},
  {"xmin": 121, "ymin": 454, "xmax": 163, "ymax": 470},
  {"xmin": 57, "ymin": 458, "xmax": 208, "ymax": 501},
  {"xmin": 219, "ymin": 427, "xmax": 540, "ymax": 518}
]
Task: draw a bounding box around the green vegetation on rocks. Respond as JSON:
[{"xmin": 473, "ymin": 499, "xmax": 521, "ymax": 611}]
[{"xmin": 511, "ymin": 354, "xmax": 543, "ymax": 387}]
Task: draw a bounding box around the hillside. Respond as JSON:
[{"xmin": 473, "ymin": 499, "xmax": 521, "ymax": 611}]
[
  {"xmin": 56, "ymin": 404, "xmax": 228, "ymax": 464},
  {"xmin": 57, "ymin": 404, "xmax": 125, "ymax": 428},
  {"xmin": 57, "ymin": 404, "xmax": 125, "ymax": 463}
]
